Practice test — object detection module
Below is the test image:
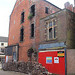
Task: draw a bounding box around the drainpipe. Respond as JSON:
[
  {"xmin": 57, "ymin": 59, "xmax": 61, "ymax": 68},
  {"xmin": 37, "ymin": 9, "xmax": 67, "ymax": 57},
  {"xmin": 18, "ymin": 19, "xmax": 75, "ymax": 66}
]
[{"xmin": 64, "ymin": 48, "xmax": 67, "ymax": 75}]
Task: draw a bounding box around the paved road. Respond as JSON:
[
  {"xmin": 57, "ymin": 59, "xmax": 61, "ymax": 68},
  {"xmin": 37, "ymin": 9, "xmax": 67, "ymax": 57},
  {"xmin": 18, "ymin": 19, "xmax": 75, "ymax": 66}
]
[{"xmin": 0, "ymin": 70, "xmax": 28, "ymax": 75}]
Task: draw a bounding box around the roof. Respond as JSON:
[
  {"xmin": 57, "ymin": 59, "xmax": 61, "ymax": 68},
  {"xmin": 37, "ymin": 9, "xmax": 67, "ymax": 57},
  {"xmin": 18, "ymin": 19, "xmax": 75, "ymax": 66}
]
[
  {"xmin": 10, "ymin": 0, "xmax": 61, "ymax": 16},
  {"xmin": 38, "ymin": 42, "xmax": 66, "ymax": 50},
  {"xmin": 0, "ymin": 36, "xmax": 8, "ymax": 42},
  {"xmin": 40, "ymin": 9, "xmax": 75, "ymax": 20}
]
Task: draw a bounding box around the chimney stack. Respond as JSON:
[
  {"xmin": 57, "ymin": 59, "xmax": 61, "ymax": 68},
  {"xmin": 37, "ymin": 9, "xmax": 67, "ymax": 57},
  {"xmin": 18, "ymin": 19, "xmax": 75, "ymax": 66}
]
[{"xmin": 64, "ymin": 2, "xmax": 73, "ymax": 12}]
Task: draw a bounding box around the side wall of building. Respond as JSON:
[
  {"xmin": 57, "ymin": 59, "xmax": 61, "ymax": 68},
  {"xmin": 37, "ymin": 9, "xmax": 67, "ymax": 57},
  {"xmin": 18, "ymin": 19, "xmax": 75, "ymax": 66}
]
[
  {"xmin": 8, "ymin": 0, "xmax": 60, "ymax": 62},
  {"xmin": 40, "ymin": 9, "xmax": 75, "ymax": 49},
  {"xmin": 67, "ymin": 49, "xmax": 75, "ymax": 75},
  {"xmin": 40, "ymin": 10, "xmax": 67, "ymax": 44},
  {"xmin": 66, "ymin": 10, "xmax": 75, "ymax": 49}
]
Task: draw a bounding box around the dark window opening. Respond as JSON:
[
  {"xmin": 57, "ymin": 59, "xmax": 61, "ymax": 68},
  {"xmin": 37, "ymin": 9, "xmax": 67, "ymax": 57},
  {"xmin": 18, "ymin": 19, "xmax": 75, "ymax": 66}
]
[
  {"xmin": 1, "ymin": 43, "xmax": 4, "ymax": 46},
  {"xmin": 21, "ymin": 12, "xmax": 24, "ymax": 24},
  {"xmin": 45, "ymin": 7, "xmax": 48, "ymax": 14},
  {"xmin": 0, "ymin": 58, "xmax": 1, "ymax": 61},
  {"xmin": 31, "ymin": 24, "xmax": 34, "ymax": 38},
  {"xmin": 49, "ymin": 28, "xmax": 52, "ymax": 39},
  {"xmin": 31, "ymin": 5, "xmax": 35, "ymax": 16},
  {"xmin": 13, "ymin": 52, "xmax": 16, "ymax": 62},
  {"xmin": 53, "ymin": 20, "xmax": 56, "ymax": 25},
  {"xmin": 20, "ymin": 27, "xmax": 24, "ymax": 42},
  {"xmin": 1, "ymin": 49, "xmax": 4, "ymax": 53},
  {"xmin": 54, "ymin": 27, "xmax": 56, "ymax": 38}
]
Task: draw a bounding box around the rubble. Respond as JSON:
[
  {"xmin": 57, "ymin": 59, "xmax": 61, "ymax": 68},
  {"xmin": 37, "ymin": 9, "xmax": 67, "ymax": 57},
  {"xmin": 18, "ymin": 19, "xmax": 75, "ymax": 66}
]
[{"xmin": 2, "ymin": 61, "xmax": 58, "ymax": 75}]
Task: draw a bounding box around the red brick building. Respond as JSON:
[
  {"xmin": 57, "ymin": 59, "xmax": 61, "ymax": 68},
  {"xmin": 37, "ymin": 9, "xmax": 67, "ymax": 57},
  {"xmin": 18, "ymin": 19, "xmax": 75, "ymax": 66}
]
[{"xmin": 8, "ymin": 0, "xmax": 60, "ymax": 62}]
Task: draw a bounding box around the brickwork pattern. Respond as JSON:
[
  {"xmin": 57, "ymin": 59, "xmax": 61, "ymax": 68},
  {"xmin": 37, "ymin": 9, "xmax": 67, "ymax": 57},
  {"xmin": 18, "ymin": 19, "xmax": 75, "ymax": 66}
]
[{"xmin": 8, "ymin": 0, "xmax": 60, "ymax": 62}]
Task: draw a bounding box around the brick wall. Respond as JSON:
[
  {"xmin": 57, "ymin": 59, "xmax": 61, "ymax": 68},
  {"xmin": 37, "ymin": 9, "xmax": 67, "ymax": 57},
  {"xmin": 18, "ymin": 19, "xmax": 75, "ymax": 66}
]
[
  {"xmin": 40, "ymin": 9, "xmax": 67, "ymax": 44},
  {"xmin": 40, "ymin": 9, "xmax": 75, "ymax": 49},
  {"xmin": 8, "ymin": 0, "xmax": 60, "ymax": 62}
]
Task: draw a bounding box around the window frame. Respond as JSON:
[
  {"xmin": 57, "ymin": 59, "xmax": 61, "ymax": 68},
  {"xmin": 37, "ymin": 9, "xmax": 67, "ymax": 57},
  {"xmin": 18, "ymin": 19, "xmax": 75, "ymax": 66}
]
[
  {"xmin": 30, "ymin": 5, "xmax": 35, "ymax": 16},
  {"xmin": 45, "ymin": 7, "xmax": 49, "ymax": 14},
  {"xmin": 1, "ymin": 43, "xmax": 4, "ymax": 46},
  {"xmin": 20, "ymin": 27, "xmax": 24, "ymax": 42},
  {"xmin": 30, "ymin": 24, "xmax": 35, "ymax": 38},
  {"xmin": 47, "ymin": 19, "xmax": 57, "ymax": 40},
  {"xmin": 21, "ymin": 12, "xmax": 25, "ymax": 24}
]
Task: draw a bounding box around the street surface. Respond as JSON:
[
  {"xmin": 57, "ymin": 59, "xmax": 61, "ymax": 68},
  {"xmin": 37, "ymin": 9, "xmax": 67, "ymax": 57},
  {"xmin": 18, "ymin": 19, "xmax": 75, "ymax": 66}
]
[{"xmin": 0, "ymin": 70, "xmax": 28, "ymax": 75}]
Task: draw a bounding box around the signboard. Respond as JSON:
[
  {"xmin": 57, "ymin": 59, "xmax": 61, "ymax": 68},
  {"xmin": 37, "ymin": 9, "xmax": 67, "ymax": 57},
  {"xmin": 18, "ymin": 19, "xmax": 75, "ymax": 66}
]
[
  {"xmin": 39, "ymin": 50, "xmax": 65, "ymax": 75},
  {"xmin": 57, "ymin": 51, "xmax": 64, "ymax": 57},
  {"xmin": 46, "ymin": 57, "xmax": 52, "ymax": 64},
  {"xmin": 54, "ymin": 57, "xmax": 59, "ymax": 63}
]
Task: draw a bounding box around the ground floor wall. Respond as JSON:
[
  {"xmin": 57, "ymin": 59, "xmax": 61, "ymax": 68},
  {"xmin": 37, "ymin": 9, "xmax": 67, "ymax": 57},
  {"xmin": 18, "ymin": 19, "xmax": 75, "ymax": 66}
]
[
  {"xmin": 18, "ymin": 44, "xmax": 39, "ymax": 62},
  {"xmin": 19, "ymin": 46, "xmax": 29, "ymax": 62},
  {"xmin": 67, "ymin": 49, "xmax": 75, "ymax": 75}
]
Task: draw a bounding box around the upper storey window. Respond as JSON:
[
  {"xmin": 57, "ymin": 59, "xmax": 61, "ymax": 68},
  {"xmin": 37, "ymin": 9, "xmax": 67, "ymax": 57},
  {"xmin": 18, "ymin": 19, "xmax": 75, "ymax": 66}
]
[
  {"xmin": 20, "ymin": 27, "xmax": 24, "ymax": 42},
  {"xmin": 1, "ymin": 43, "xmax": 4, "ymax": 46},
  {"xmin": 31, "ymin": 24, "xmax": 34, "ymax": 38},
  {"xmin": 47, "ymin": 19, "xmax": 57, "ymax": 40},
  {"xmin": 21, "ymin": 12, "xmax": 24, "ymax": 24},
  {"xmin": 31, "ymin": 5, "xmax": 35, "ymax": 16},
  {"xmin": 45, "ymin": 7, "xmax": 48, "ymax": 14}
]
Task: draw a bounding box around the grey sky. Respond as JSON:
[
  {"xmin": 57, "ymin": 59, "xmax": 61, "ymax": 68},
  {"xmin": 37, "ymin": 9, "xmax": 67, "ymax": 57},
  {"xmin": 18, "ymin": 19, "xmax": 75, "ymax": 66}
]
[{"xmin": 0, "ymin": 0, "xmax": 74, "ymax": 37}]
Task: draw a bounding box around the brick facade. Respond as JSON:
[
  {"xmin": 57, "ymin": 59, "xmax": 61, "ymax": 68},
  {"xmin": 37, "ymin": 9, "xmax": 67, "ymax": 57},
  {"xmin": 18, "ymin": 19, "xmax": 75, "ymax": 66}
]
[
  {"xmin": 40, "ymin": 9, "xmax": 75, "ymax": 49},
  {"xmin": 8, "ymin": 0, "xmax": 60, "ymax": 62}
]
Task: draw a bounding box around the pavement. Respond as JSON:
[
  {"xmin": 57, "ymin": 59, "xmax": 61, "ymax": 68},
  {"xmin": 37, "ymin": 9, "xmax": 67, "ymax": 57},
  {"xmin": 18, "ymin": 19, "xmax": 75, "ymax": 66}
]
[{"xmin": 0, "ymin": 70, "xmax": 28, "ymax": 75}]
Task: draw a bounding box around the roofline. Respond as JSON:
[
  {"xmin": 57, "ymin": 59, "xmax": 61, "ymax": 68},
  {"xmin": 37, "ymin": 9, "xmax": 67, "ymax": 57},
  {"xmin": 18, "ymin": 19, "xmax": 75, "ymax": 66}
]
[
  {"xmin": 6, "ymin": 43, "xmax": 19, "ymax": 48},
  {"xmin": 10, "ymin": 0, "xmax": 61, "ymax": 17},
  {"xmin": 10, "ymin": 0, "xmax": 17, "ymax": 17},
  {"xmin": 0, "ymin": 36, "xmax": 8, "ymax": 38},
  {"xmin": 40, "ymin": 8, "xmax": 75, "ymax": 20},
  {"xmin": 43, "ymin": 0, "xmax": 61, "ymax": 10}
]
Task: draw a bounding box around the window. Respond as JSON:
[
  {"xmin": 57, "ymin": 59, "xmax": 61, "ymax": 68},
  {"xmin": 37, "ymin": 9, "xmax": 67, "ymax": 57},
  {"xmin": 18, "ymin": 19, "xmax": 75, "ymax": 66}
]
[
  {"xmin": 1, "ymin": 43, "xmax": 4, "ymax": 46},
  {"xmin": 49, "ymin": 28, "xmax": 52, "ymax": 39},
  {"xmin": 21, "ymin": 12, "xmax": 24, "ymax": 23},
  {"xmin": 45, "ymin": 7, "xmax": 48, "ymax": 14},
  {"xmin": 47, "ymin": 19, "xmax": 56, "ymax": 40},
  {"xmin": 1, "ymin": 48, "xmax": 4, "ymax": 53},
  {"xmin": 20, "ymin": 27, "xmax": 24, "ymax": 42},
  {"xmin": 13, "ymin": 52, "xmax": 16, "ymax": 62},
  {"xmin": 31, "ymin": 5, "xmax": 35, "ymax": 16},
  {"xmin": 31, "ymin": 24, "xmax": 34, "ymax": 38}
]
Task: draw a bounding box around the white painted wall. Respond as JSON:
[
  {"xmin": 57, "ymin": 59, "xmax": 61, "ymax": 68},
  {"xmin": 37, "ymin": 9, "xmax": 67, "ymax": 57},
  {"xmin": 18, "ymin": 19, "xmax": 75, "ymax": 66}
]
[{"xmin": 0, "ymin": 42, "xmax": 8, "ymax": 48}]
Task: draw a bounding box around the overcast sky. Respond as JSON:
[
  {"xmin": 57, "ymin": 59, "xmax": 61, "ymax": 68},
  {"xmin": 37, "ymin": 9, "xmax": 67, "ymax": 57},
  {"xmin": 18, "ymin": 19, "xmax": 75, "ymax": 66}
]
[{"xmin": 0, "ymin": 0, "xmax": 74, "ymax": 37}]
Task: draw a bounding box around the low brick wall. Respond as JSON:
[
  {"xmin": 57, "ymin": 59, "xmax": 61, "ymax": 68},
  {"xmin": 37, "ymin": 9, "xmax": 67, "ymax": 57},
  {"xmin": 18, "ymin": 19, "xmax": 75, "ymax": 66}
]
[{"xmin": 67, "ymin": 49, "xmax": 75, "ymax": 75}]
